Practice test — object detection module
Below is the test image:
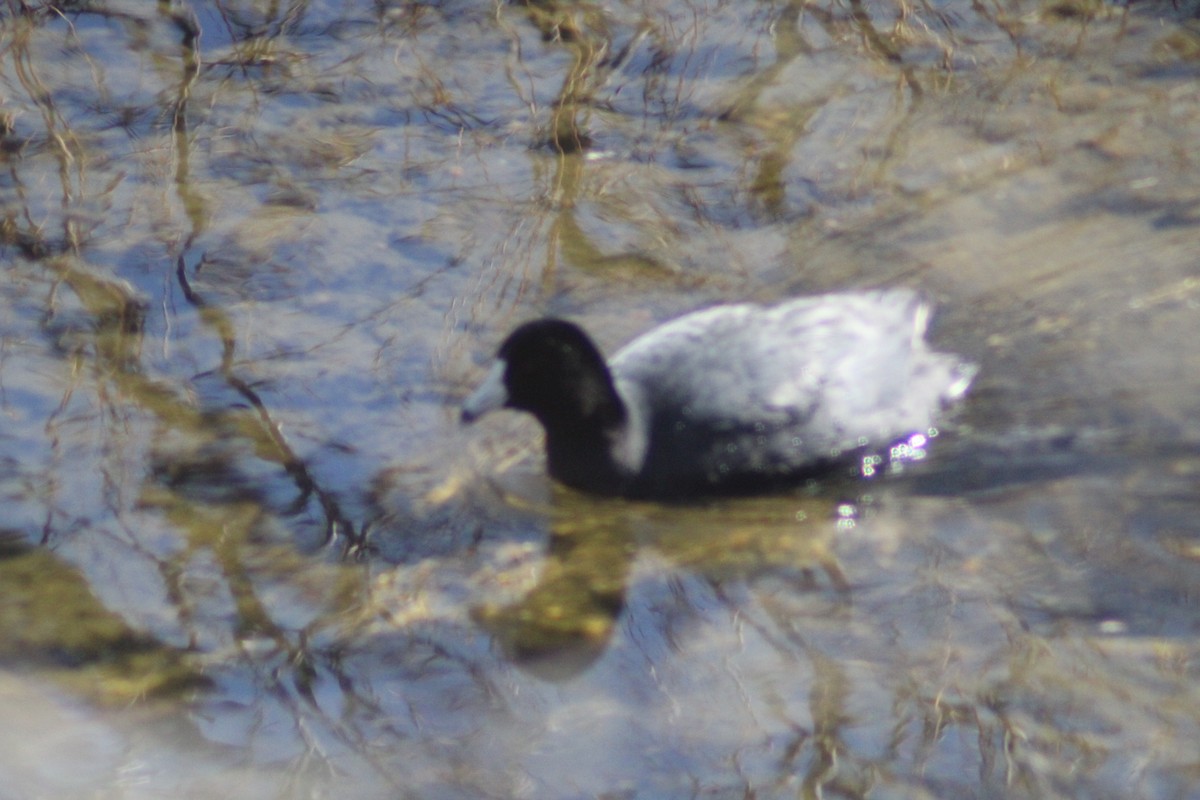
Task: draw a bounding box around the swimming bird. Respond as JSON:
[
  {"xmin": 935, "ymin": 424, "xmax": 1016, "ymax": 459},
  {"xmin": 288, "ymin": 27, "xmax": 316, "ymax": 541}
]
[{"xmin": 461, "ymin": 290, "xmax": 974, "ymax": 499}]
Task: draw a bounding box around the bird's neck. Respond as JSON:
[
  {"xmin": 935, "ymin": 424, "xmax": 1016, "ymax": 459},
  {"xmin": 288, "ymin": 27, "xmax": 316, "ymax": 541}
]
[{"xmin": 542, "ymin": 412, "xmax": 633, "ymax": 496}]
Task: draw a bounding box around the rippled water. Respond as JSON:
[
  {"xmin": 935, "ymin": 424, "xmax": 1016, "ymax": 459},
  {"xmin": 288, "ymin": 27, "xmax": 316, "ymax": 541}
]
[{"xmin": 1, "ymin": 1, "xmax": 1198, "ymax": 797}]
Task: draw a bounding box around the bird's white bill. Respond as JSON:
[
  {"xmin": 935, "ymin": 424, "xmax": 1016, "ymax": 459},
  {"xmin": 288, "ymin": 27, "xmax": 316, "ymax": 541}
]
[{"xmin": 461, "ymin": 359, "xmax": 509, "ymax": 423}]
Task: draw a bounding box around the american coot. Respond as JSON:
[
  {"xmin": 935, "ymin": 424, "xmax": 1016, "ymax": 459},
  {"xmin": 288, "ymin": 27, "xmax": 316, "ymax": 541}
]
[{"xmin": 462, "ymin": 290, "xmax": 974, "ymax": 499}]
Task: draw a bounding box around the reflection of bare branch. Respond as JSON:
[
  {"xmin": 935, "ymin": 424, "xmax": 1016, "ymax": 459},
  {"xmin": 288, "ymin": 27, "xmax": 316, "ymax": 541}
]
[
  {"xmin": 173, "ymin": 248, "xmax": 364, "ymax": 552},
  {"xmin": 155, "ymin": 2, "xmax": 364, "ymax": 554},
  {"xmin": 512, "ymin": 0, "xmax": 615, "ymax": 152},
  {"xmin": 0, "ymin": 7, "xmax": 375, "ymax": 741},
  {"xmin": 6, "ymin": 14, "xmax": 85, "ymax": 253}
]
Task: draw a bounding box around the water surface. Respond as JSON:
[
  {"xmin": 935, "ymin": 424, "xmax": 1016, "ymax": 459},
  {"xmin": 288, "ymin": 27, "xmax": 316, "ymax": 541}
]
[{"xmin": 1, "ymin": 1, "xmax": 1199, "ymax": 797}]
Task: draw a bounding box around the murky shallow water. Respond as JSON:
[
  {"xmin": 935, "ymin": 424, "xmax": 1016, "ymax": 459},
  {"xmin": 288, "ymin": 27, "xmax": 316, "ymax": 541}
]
[{"xmin": 1, "ymin": 0, "xmax": 1199, "ymax": 797}]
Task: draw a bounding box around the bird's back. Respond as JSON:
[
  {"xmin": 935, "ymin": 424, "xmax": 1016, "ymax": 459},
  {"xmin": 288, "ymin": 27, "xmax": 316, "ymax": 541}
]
[{"xmin": 610, "ymin": 290, "xmax": 973, "ymax": 494}]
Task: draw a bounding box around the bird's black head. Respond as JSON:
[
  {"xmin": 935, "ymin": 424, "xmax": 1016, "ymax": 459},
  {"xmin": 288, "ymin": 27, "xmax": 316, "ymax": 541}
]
[
  {"xmin": 492, "ymin": 318, "xmax": 623, "ymax": 429},
  {"xmin": 462, "ymin": 318, "xmax": 634, "ymax": 494}
]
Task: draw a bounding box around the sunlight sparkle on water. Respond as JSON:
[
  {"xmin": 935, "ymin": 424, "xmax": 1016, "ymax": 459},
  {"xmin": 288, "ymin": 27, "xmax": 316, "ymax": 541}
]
[{"xmin": 861, "ymin": 428, "xmax": 940, "ymax": 478}]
